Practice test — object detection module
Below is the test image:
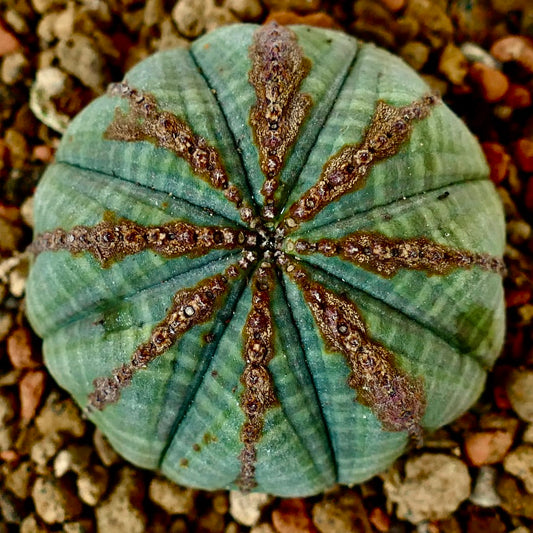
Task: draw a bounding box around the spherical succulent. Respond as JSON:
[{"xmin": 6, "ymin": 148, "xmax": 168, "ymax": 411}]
[{"xmin": 26, "ymin": 22, "xmax": 505, "ymax": 497}]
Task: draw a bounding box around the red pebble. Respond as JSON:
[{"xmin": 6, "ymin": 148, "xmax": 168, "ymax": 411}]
[
  {"xmin": 272, "ymin": 498, "xmax": 317, "ymax": 533},
  {"xmin": 19, "ymin": 370, "xmax": 47, "ymax": 421},
  {"xmin": 513, "ymin": 138, "xmax": 533, "ymax": 173},
  {"xmin": 505, "ymin": 84, "xmax": 532, "ymax": 109},
  {"xmin": 0, "ymin": 23, "xmax": 20, "ymax": 57},
  {"xmin": 506, "ymin": 289, "xmax": 531, "ymax": 307},
  {"xmin": 369, "ymin": 507, "xmax": 391, "ymax": 532},
  {"xmin": 482, "ymin": 142, "xmax": 510, "ymax": 184},
  {"xmin": 469, "ymin": 62, "xmax": 509, "ymax": 102},
  {"xmin": 6, "ymin": 327, "xmax": 40, "ymax": 369}
]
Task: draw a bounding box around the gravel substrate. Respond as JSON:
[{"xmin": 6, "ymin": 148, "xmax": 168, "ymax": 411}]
[{"xmin": 1, "ymin": 1, "xmax": 533, "ymax": 531}]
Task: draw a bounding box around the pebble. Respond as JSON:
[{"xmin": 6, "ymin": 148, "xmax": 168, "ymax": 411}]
[
  {"xmin": 212, "ymin": 491, "xmax": 229, "ymax": 515},
  {"xmin": 53, "ymin": 444, "xmax": 92, "ymax": 478},
  {"xmin": 505, "ymin": 84, "xmax": 532, "ymax": 109},
  {"xmin": 226, "ymin": 0, "xmax": 263, "ymax": 20},
  {"xmin": 19, "ymin": 513, "xmax": 48, "ymax": 533},
  {"xmin": 504, "ymin": 445, "xmax": 533, "ymax": 494},
  {"xmin": 5, "ymin": 128, "xmax": 28, "ymax": 168},
  {"xmin": 405, "ymin": 0, "xmax": 453, "ymax": 49},
  {"xmin": 0, "ymin": 425, "xmax": 15, "ymax": 452},
  {"xmin": 469, "ymin": 62, "xmax": 509, "ymax": 102},
  {"xmin": 438, "ymin": 43, "xmax": 469, "ymax": 85},
  {"xmin": 250, "ymin": 524, "xmax": 276, "ymax": 533},
  {"xmin": 491, "ymin": 35, "xmax": 533, "ymax": 73},
  {"xmin": 0, "ymin": 312, "xmax": 13, "ymax": 342},
  {"xmin": 30, "ymin": 432, "xmax": 64, "ymax": 467},
  {"xmin": 63, "ymin": 520, "xmax": 94, "ymax": 533},
  {"xmin": 95, "ymin": 467, "xmax": 147, "ymax": 533},
  {"xmin": 261, "ymin": 0, "xmax": 322, "ymax": 12},
  {"xmin": 271, "ymin": 498, "xmax": 315, "ymax": 533},
  {"xmin": 523, "ymin": 424, "xmax": 533, "ymax": 444},
  {"xmin": 4, "ymin": 10, "xmax": 30, "ymax": 35},
  {"xmin": 464, "ymin": 429, "xmax": 515, "ymax": 466},
  {"xmin": 32, "ymin": 476, "xmax": 83, "ymax": 524},
  {"xmin": 53, "ymin": 3, "xmax": 75, "ymax": 40},
  {"xmin": 93, "ymin": 428, "xmax": 120, "ymax": 466},
  {"xmin": 400, "ymin": 41, "xmax": 430, "ymax": 71},
  {"xmin": 0, "ymin": 24, "xmax": 20, "ymax": 57},
  {"xmin": 19, "ymin": 370, "xmax": 46, "ymax": 421},
  {"xmin": 77, "ymin": 464, "xmax": 109, "ymax": 506},
  {"xmin": 172, "ymin": 0, "xmax": 207, "ymax": 38},
  {"xmin": 0, "ymin": 392, "xmax": 16, "ymax": 425},
  {"xmin": 513, "ymin": 138, "xmax": 533, "ymax": 172},
  {"xmin": 229, "ymin": 491, "xmax": 271, "ymax": 526},
  {"xmin": 482, "ymin": 142, "xmax": 511, "ymax": 184},
  {"xmin": 497, "ymin": 474, "xmax": 533, "ymax": 518},
  {"xmin": 4, "ymin": 461, "xmax": 32, "ymax": 501},
  {"xmin": 383, "ymin": 454, "xmax": 471, "ymax": 523},
  {"xmin": 469, "ymin": 466, "xmax": 502, "ymax": 507},
  {"xmin": 368, "ymin": 507, "xmax": 390, "ymax": 532},
  {"xmin": 381, "ymin": 0, "xmax": 405, "ymax": 11},
  {"xmin": 312, "ymin": 491, "xmax": 372, "ymax": 533},
  {"xmin": 265, "ymin": 11, "xmax": 338, "ymax": 28},
  {"xmin": 461, "ymin": 42, "xmax": 501, "ymax": 69},
  {"xmin": 1, "ymin": 51, "xmax": 29, "ymax": 85},
  {"xmin": 506, "ymin": 369, "xmax": 533, "ymax": 422},
  {"xmin": 31, "ymin": 0, "xmax": 67, "ymax": 14},
  {"xmin": 0, "ymin": 489, "xmax": 22, "ymax": 524},
  {"xmin": 56, "ymin": 35, "xmax": 106, "ymax": 92},
  {"xmin": 7, "ymin": 327, "xmax": 39, "ymax": 369},
  {"xmin": 35, "ymin": 392, "xmax": 86, "ymax": 438},
  {"xmin": 149, "ymin": 477, "xmax": 196, "ymax": 515}
]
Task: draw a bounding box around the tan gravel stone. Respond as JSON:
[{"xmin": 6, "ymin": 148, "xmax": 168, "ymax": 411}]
[
  {"xmin": 53, "ymin": 444, "xmax": 92, "ymax": 478},
  {"xmin": 35, "ymin": 392, "xmax": 85, "ymax": 437},
  {"xmin": 497, "ymin": 474, "xmax": 533, "ymax": 518},
  {"xmin": 0, "ymin": 312, "xmax": 13, "ymax": 342},
  {"xmin": 77, "ymin": 464, "xmax": 109, "ymax": 506},
  {"xmin": 312, "ymin": 491, "xmax": 373, "ymax": 533},
  {"xmin": 32, "ymin": 476, "xmax": 83, "ymax": 524},
  {"xmin": 438, "ymin": 43, "xmax": 469, "ymax": 85},
  {"xmin": 149, "ymin": 477, "xmax": 196, "ymax": 515},
  {"xmin": 30, "ymin": 432, "xmax": 64, "ymax": 466},
  {"xmin": 229, "ymin": 490, "xmax": 272, "ymax": 526},
  {"xmin": 172, "ymin": 0, "xmax": 207, "ymax": 38},
  {"xmin": 507, "ymin": 369, "xmax": 533, "ymax": 422},
  {"xmin": 1, "ymin": 51, "xmax": 29, "ymax": 84},
  {"xmin": 95, "ymin": 467, "xmax": 147, "ymax": 533},
  {"xmin": 384, "ymin": 454, "xmax": 471, "ymax": 523},
  {"xmin": 56, "ymin": 34, "xmax": 106, "ymax": 92},
  {"xmin": 4, "ymin": 461, "xmax": 33, "ymax": 500},
  {"xmin": 504, "ymin": 445, "xmax": 533, "ymax": 494},
  {"xmin": 226, "ymin": 0, "xmax": 263, "ymax": 20},
  {"xmin": 250, "ymin": 524, "xmax": 276, "ymax": 533},
  {"xmin": 19, "ymin": 513, "xmax": 48, "ymax": 533},
  {"xmin": 0, "ymin": 391, "xmax": 16, "ymax": 425},
  {"xmin": 399, "ymin": 41, "xmax": 430, "ymax": 71}
]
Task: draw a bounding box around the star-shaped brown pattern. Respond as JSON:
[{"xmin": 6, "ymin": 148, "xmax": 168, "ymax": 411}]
[{"xmin": 31, "ymin": 22, "xmax": 505, "ymax": 492}]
